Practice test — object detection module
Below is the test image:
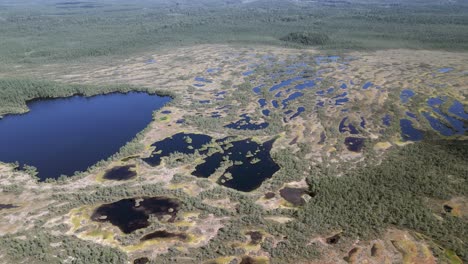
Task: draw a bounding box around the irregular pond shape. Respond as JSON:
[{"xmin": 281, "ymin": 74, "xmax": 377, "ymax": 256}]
[
  {"xmin": 224, "ymin": 114, "xmax": 269, "ymax": 130},
  {"xmin": 214, "ymin": 91, "xmax": 226, "ymax": 96},
  {"xmin": 246, "ymin": 231, "xmax": 263, "ymax": 245},
  {"xmin": 289, "ymin": 136, "xmax": 298, "ymax": 145},
  {"xmin": 427, "ymin": 97, "xmax": 444, "ymax": 107},
  {"xmin": 275, "ymin": 91, "xmax": 283, "ymax": 98},
  {"xmin": 339, "ymin": 117, "xmax": 359, "ymax": 134},
  {"xmin": 438, "ymin": 68, "xmax": 453, "ymax": 73},
  {"xmin": 344, "ymin": 137, "xmax": 365, "ymax": 152},
  {"xmin": 400, "ymin": 119, "xmax": 424, "ymax": 141},
  {"xmin": 295, "ymin": 80, "xmax": 316, "ymax": 90},
  {"xmin": 362, "ymin": 82, "xmax": 373, "ymax": 89},
  {"xmin": 206, "ymin": 67, "xmax": 221, "ymax": 74},
  {"xmin": 242, "ymin": 70, "xmax": 255, "ymax": 76},
  {"xmin": 382, "ymin": 114, "xmax": 391, "ymax": 126},
  {"xmin": 282, "ymin": 92, "xmax": 304, "ymax": 109},
  {"xmin": 140, "ymin": 230, "xmax": 187, "ymax": 242},
  {"xmin": 216, "ymin": 105, "xmax": 232, "ymax": 111},
  {"xmin": 316, "ymin": 90, "xmax": 325, "ymax": 96},
  {"xmin": 192, "ymin": 152, "xmax": 224, "ymax": 178},
  {"xmin": 284, "ymin": 110, "xmax": 293, "ymax": 115},
  {"xmin": 335, "ymin": 98, "xmax": 349, "ymax": 106},
  {"xmin": 316, "ymin": 101, "xmax": 325, "ymax": 107},
  {"xmin": 217, "ymin": 139, "xmax": 279, "ymax": 192},
  {"xmin": 332, "ymin": 92, "xmax": 347, "ymax": 99},
  {"xmin": 0, "ymin": 92, "xmax": 170, "ymax": 180},
  {"xmin": 252, "ymin": 85, "xmax": 264, "ymax": 94},
  {"xmin": 426, "ymin": 98, "xmax": 466, "ymax": 134},
  {"xmin": 280, "ymin": 187, "xmax": 309, "ymax": 206},
  {"xmin": 269, "ymin": 76, "xmax": 304, "ymax": 92},
  {"xmin": 360, "ymin": 117, "xmax": 366, "ymax": 128},
  {"xmin": 134, "ymin": 257, "xmax": 150, "ymax": 264},
  {"xmin": 340, "ymin": 83, "xmax": 348, "ymax": 89},
  {"xmin": 143, "ymin": 133, "xmax": 212, "ymax": 166},
  {"xmin": 400, "ymin": 89, "xmax": 415, "ymax": 103},
  {"xmin": 406, "ymin": 112, "xmax": 417, "ymax": 119},
  {"xmin": 103, "ymin": 164, "xmax": 137, "ymax": 181},
  {"xmin": 194, "ymin": 76, "xmax": 212, "ymax": 83},
  {"xmin": 327, "ymin": 88, "xmax": 334, "ymax": 94},
  {"xmin": 192, "ymin": 138, "xmax": 279, "ymax": 191},
  {"xmin": 326, "ymin": 234, "xmax": 341, "ymax": 244},
  {"xmin": 0, "ymin": 204, "xmax": 18, "ymax": 210},
  {"xmin": 422, "ymin": 112, "xmax": 456, "ymax": 136},
  {"xmin": 290, "ymin": 107, "xmax": 305, "ymax": 120},
  {"xmin": 448, "ymin": 100, "xmax": 468, "ymax": 119},
  {"xmin": 91, "ymin": 197, "xmax": 179, "ymax": 234},
  {"xmin": 176, "ymin": 119, "xmax": 185, "ymax": 124},
  {"xmin": 318, "ymin": 131, "xmax": 326, "ymax": 144},
  {"xmin": 262, "ymin": 109, "xmax": 270, "ymax": 117},
  {"xmin": 272, "ymin": 100, "xmax": 280, "ymax": 109}
]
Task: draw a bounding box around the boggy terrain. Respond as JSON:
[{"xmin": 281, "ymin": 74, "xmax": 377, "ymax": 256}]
[{"xmin": 0, "ymin": 45, "xmax": 467, "ymax": 264}]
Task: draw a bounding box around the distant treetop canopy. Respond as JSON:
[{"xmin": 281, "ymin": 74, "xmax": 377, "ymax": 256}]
[{"xmin": 280, "ymin": 32, "xmax": 330, "ymax": 46}]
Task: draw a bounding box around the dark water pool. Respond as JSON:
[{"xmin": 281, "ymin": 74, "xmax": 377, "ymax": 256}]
[
  {"xmin": 281, "ymin": 92, "xmax": 304, "ymax": 108},
  {"xmin": 143, "ymin": 133, "xmax": 212, "ymax": 167},
  {"xmin": 400, "ymin": 119, "xmax": 424, "ymax": 141},
  {"xmin": 217, "ymin": 139, "xmax": 279, "ymax": 192},
  {"xmin": 91, "ymin": 197, "xmax": 179, "ymax": 234},
  {"xmin": 438, "ymin": 68, "xmax": 453, "ymax": 73},
  {"xmin": 382, "ymin": 114, "xmax": 391, "ymax": 126},
  {"xmin": 192, "ymin": 139, "xmax": 279, "ymax": 192},
  {"xmin": 400, "ymin": 89, "xmax": 415, "ymax": 103},
  {"xmin": 103, "ymin": 165, "xmax": 137, "ymax": 181},
  {"xmin": 0, "ymin": 204, "xmax": 18, "ymax": 210},
  {"xmin": 280, "ymin": 187, "xmax": 308, "ymax": 206},
  {"xmin": 225, "ymin": 114, "xmax": 269, "ymax": 130},
  {"xmin": 290, "ymin": 107, "xmax": 305, "ymax": 120},
  {"xmin": 448, "ymin": 100, "xmax": 468, "ymax": 119},
  {"xmin": 0, "ymin": 92, "xmax": 170, "ymax": 180},
  {"xmin": 344, "ymin": 137, "xmax": 365, "ymax": 152},
  {"xmin": 140, "ymin": 230, "xmax": 187, "ymax": 242},
  {"xmin": 339, "ymin": 117, "xmax": 359, "ymax": 134},
  {"xmin": 362, "ymin": 82, "xmax": 373, "ymax": 89}
]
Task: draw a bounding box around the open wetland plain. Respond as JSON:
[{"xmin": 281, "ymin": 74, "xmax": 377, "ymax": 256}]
[
  {"xmin": 0, "ymin": 44, "xmax": 466, "ymax": 264},
  {"xmin": 0, "ymin": 1, "xmax": 467, "ymax": 263}
]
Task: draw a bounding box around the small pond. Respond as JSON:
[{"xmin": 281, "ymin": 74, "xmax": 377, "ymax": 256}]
[
  {"xmin": 140, "ymin": 230, "xmax": 187, "ymax": 242},
  {"xmin": 143, "ymin": 133, "xmax": 212, "ymax": 166},
  {"xmin": 192, "ymin": 139, "xmax": 279, "ymax": 192},
  {"xmin": 91, "ymin": 197, "xmax": 179, "ymax": 234},
  {"xmin": 400, "ymin": 119, "xmax": 424, "ymax": 141},
  {"xmin": 280, "ymin": 187, "xmax": 309, "ymax": 206},
  {"xmin": 225, "ymin": 114, "xmax": 269, "ymax": 130},
  {"xmin": 102, "ymin": 165, "xmax": 137, "ymax": 181},
  {"xmin": 344, "ymin": 137, "xmax": 365, "ymax": 152}
]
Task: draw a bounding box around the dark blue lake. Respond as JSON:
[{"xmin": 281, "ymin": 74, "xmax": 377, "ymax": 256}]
[{"xmin": 0, "ymin": 92, "xmax": 171, "ymax": 180}]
